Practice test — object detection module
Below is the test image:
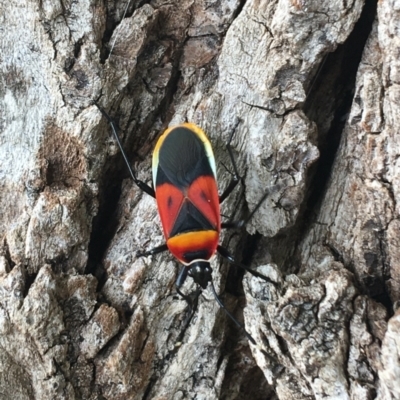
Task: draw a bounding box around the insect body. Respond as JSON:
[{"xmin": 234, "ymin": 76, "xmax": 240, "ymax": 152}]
[
  {"xmin": 153, "ymin": 124, "xmax": 220, "ymax": 275},
  {"xmin": 95, "ymin": 102, "xmax": 273, "ymax": 344}
]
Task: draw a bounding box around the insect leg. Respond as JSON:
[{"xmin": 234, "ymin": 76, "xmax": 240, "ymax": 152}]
[
  {"xmin": 219, "ymin": 126, "xmax": 241, "ymax": 204},
  {"xmin": 217, "ymin": 245, "xmax": 273, "ymax": 283},
  {"xmin": 136, "ymin": 243, "xmax": 168, "ymax": 258},
  {"xmin": 209, "ymin": 280, "xmax": 256, "ymax": 345},
  {"xmin": 179, "ymin": 286, "xmax": 201, "ymax": 336},
  {"xmin": 94, "ymin": 101, "xmax": 156, "ymax": 198},
  {"xmin": 176, "ymin": 266, "xmax": 195, "ymax": 308}
]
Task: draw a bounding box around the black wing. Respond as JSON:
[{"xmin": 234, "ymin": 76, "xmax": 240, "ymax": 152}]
[{"xmin": 156, "ymin": 126, "xmax": 214, "ymax": 189}]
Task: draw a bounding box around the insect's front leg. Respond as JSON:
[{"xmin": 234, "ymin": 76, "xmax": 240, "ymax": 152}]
[
  {"xmin": 217, "ymin": 245, "xmax": 274, "ymax": 284},
  {"xmin": 136, "ymin": 243, "xmax": 168, "ymax": 258},
  {"xmin": 175, "ymin": 266, "xmax": 201, "ymax": 335}
]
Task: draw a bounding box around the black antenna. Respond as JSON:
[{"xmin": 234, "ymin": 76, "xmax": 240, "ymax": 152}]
[
  {"xmin": 306, "ymin": 52, "xmax": 329, "ymax": 99},
  {"xmin": 210, "ymin": 281, "xmax": 256, "ymax": 345},
  {"xmin": 108, "ymin": 0, "xmax": 132, "ymax": 58}
]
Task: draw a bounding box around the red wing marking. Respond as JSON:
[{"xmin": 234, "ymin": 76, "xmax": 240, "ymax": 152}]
[
  {"xmin": 156, "ymin": 183, "xmax": 185, "ymax": 239},
  {"xmin": 187, "ymin": 176, "xmax": 221, "ymax": 230}
]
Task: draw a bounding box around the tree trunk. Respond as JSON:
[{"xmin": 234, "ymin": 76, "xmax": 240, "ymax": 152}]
[{"xmin": 1, "ymin": 0, "xmax": 398, "ymax": 398}]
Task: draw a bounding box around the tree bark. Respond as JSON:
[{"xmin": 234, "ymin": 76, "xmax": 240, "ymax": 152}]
[{"xmin": 0, "ymin": 0, "xmax": 398, "ymax": 399}]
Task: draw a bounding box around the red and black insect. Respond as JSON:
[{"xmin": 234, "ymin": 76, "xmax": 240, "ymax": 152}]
[{"xmin": 95, "ymin": 103, "xmax": 273, "ymax": 344}]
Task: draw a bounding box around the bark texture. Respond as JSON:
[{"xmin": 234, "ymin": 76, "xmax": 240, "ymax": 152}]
[{"xmin": 0, "ymin": 0, "xmax": 398, "ymax": 399}]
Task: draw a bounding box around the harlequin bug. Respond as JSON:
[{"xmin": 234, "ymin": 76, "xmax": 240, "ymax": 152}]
[{"xmin": 95, "ymin": 103, "xmax": 275, "ymax": 344}]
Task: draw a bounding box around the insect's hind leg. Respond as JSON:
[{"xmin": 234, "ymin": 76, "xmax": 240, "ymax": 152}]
[
  {"xmin": 219, "ymin": 124, "xmax": 242, "ymax": 204},
  {"xmin": 221, "ymin": 184, "xmax": 281, "ymax": 229},
  {"xmin": 94, "ymin": 101, "xmax": 156, "ymax": 198}
]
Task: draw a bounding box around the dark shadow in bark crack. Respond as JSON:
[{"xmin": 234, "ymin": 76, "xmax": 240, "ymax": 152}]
[
  {"xmin": 302, "ymin": 0, "xmax": 391, "ymax": 310},
  {"xmin": 303, "ymin": 0, "xmax": 377, "ymax": 217},
  {"xmin": 261, "ymin": 0, "xmax": 378, "ymax": 274}
]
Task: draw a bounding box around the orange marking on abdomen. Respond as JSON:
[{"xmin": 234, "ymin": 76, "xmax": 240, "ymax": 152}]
[{"xmin": 167, "ymin": 230, "xmax": 219, "ymax": 264}]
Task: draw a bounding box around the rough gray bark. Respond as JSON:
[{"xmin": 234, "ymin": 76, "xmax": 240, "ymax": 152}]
[{"xmin": 0, "ymin": 0, "xmax": 398, "ymax": 399}]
